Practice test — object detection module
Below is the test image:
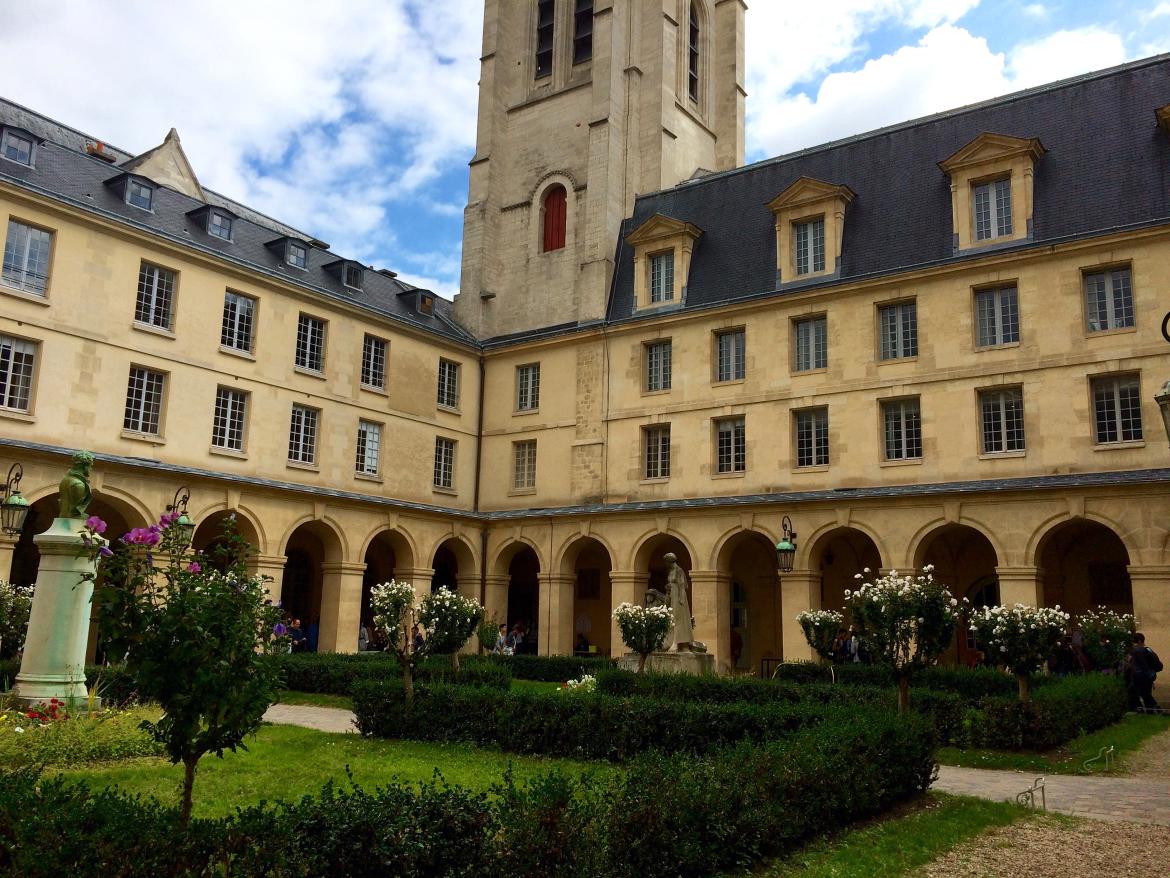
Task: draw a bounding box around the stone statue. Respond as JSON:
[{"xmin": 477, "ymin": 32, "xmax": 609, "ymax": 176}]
[
  {"xmin": 58, "ymin": 451, "xmax": 94, "ymax": 519},
  {"xmin": 664, "ymin": 552, "xmax": 698, "ymax": 652}
]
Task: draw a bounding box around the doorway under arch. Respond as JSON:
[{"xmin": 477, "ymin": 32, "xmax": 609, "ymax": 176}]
[
  {"xmin": 916, "ymin": 523, "xmax": 999, "ymax": 664},
  {"xmin": 191, "ymin": 510, "xmax": 261, "ymax": 573},
  {"xmin": 560, "ymin": 537, "xmax": 613, "ymax": 657},
  {"xmin": 502, "ymin": 545, "xmax": 540, "ymax": 654},
  {"xmin": 282, "ymin": 521, "xmax": 343, "ymax": 652},
  {"xmin": 1036, "ymin": 519, "xmax": 1132, "ymax": 617},
  {"xmin": 716, "ymin": 531, "xmax": 779, "ymax": 673},
  {"xmin": 807, "ymin": 527, "xmax": 882, "ymax": 618}
]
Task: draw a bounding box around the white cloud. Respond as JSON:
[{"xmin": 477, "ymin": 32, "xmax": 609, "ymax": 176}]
[
  {"xmin": 1022, "ymin": 4, "xmax": 1048, "ymax": 19},
  {"xmin": 1007, "ymin": 27, "xmax": 1127, "ymax": 87},
  {"xmin": 1147, "ymin": 2, "xmax": 1170, "ymax": 20}
]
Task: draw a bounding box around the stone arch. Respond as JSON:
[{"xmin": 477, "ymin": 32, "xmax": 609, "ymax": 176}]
[
  {"xmin": 715, "ymin": 529, "xmax": 780, "ymax": 673},
  {"xmin": 280, "ymin": 519, "xmax": 346, "ymax": 648},
  {"xmin": 492, "ymin": 536, "xmax": 546, "ymax": 577},
  {"xmin": 907, "ymin": 517, "xmax": 1004, "ymax": 573},
  {"xmin": 1034, "ymin": 517, "xmax": 1132, "ymax": 617},
  {"xmin": 558, "ymin": 535, "xmax": 614, "ymax": 656},
  {"xmin": 709, "ymin": 523, "xmax": 778, "ymax": 572},
  {"xmin": 805, "ymin": 525, "xmax": 883, "ymax": 618},
  {"xmin": 431, "ymin": 535, "xmax": 478, "ymax": 597},
  {"xmin": 797, "ymin": 519, "xmax": 889, "ymax": 572},
  {"xmin": 191, "ymin": 509, "xmax": 262, "ymax": 572},
  {"xmin": 629, "ymin": 528, "xmax": 699, "ymax": 573},
  {"xmin": 1026, "ymin": 510, "xmax": 1132, "ymax": 566},
  {"xmin": 360, "ymin": 526, "xmax": 417, "ymax": 572},
  {"xmin": 191, "ymin": 503, "xmax": 265, "ymax": 551},
  {"xmin": 278, "ymin": 516, "xmax": 347, "ymax": 564},
  {"xmin": 498, "ymin": 543, "xmax": 541, "ymax": 654},
  {"xmin": 529, "ymin": 173, "xmax": 579, "ymax": 258},
  {"xmin": 914, "ymin": 522, "xmax": 1001, "ymax": 665}
]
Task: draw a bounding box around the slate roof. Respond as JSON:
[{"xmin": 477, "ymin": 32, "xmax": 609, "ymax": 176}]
[
  {"xmin": 608, "ymin": 54, "xmax": 1170, "ymax": 321},
  {"xmin": 0, "ymin": 98, "xmax": 476, "ymax": 347}
]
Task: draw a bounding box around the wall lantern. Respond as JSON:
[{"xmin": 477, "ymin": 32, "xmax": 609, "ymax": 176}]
[
  {"xmin": 1156, "ymin": 380, "xmax": 1170, "ymax": 449},
  {"xmin": 166, "ymin": 486, "xmax": 196, "ymax": 548},
  {"xmin": 775, "ymin": 515, "xmax": 797, "ymax": 573},
  {"xmin": 1, "ymin": 463, "xmax": 30, "ymax": 536}
]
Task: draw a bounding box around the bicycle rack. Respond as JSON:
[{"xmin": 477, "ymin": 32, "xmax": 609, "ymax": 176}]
[
  {"xmin": 1016, "ymin": 776, "xmax": 1046, "ymax": 811},
  {"xmin": 1082, "ymin": 745, "xmax": 1115, "ymax": 772}
]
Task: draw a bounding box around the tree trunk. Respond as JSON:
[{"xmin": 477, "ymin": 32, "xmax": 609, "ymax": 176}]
[
  {"xmin": 1017, "ymin": 673, "xmax": 1031, "ymax": 703},
  {"xmin": 402, "ymin": 659, "xmax": 414, "ymax": 711},
  {"xmin": 179, "ymin": 754, "xmax": 198, "ymax": 828},
  {"xmin": 637, "ymin": 652, "xmax": 647, "ymax": 674},
  {"xmin": 896, "ymin": 675, "xmax": 910, "ymax": 714},
  {"xmin": 451, "ymin": 650, "xmax": 460, "ymax": 674}
]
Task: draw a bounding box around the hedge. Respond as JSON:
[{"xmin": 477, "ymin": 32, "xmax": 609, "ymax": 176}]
[
  {"xmin": 968, "ymin": 674, "xmax": 1128, "ymax": 751},
  {"xmin": 465, "ymin": 653, "xmax": 617, "ymax": 682},
  {"xmin": 768, "ymin": 661, "xmax": 1056, "ymax": 699},
  {"xmin": 273, "ymin": 652, "xmax": 511, "ymax": 695},
  {"xmin": 0, "ymin": 706, "xmax": 934, "ymax": 878}
]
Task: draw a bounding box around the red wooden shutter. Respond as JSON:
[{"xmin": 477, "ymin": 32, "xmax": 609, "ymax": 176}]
[{"xmin": 543, "ymin": 185, "xmax": 567, "ymax": 252}]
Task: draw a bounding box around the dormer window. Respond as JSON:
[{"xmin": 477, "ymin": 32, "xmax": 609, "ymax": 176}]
[
  {"xmin": 767, "ymin": 177, "xmax": 854, "ymax": 286},
  {"xmin": 419, "ymin": 292, "xmax": 434, "ymax": 315},
  {"xmin": 650, "ymin": 251, "xmax": 675, "ymax": 302},
  {"xmin": 939, "ymin": 132, "xmax": 1044, "ymax": 252},
  {"xmin": 287, "ymin": 241, "xmax": 307, "ymax": 269},
  {"xmin": 344, "ymin": 263, "xmax": 363, "ymax": 290},
  {"xmin": 1, "ymin": 128, "xmax": 34, "ymax": 166},
  {"xmin": 208, "ymin": 209, "xmax": 234, "ymax": 241},
  {"xmin": 973, "ymin": 178, "xmax": 1012, "ymax": 241},
  {"xmin": 794, "ymin": 217, "xmax": 825, "ymax": 276},
  {"xmin": 127, "ymin": 178, "xmax": 154, "ymax": 211},
  {"xmin": 625, "ymin": 214, "xmax": 702, "ymax": 312}
]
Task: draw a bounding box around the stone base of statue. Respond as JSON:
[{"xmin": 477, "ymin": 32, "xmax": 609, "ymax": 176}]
[
  {"xmin": 12, "ymin": 517, "xmax": 99, "ymax": 709},
  {"xmin": 619, "ymin": 650, "xmax": 715, "ymax": 676}
]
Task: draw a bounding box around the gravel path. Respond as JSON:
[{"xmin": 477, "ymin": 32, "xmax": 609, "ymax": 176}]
[
  {"xmin": 263, "ymin": 703, "xmax": 356, "ymax": 734},
  {"xmin": 1123, "ymin": 726, "xmax": 1170, "ymax": 779},
  {"xmin": 918, "ymin": 816, "xmax": 1170, "ymax": 878}
]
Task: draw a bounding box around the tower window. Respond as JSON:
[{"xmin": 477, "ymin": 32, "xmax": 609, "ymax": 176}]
[
  {"xmin": 688, "ymin": 3, "xmax": 701, "ymax": 103},
  {"xmin": 536, "ymin": 0, "xmax": 555, "ymax": 79},
  {"xmin": 573, "ymin": 0, "xmax": 593, "ymax": 65},
  {"xmin": 542, "ymin": 185, "xmax": 567, "ymax": 252}
]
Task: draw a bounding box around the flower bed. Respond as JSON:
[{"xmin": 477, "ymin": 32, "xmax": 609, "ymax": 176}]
[{"xmin": 0, "ymin": 704, "xmax": 163, "ymax": 765}]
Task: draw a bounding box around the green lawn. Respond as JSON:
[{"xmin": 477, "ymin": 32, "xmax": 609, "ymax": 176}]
[
  {"xmin": 746, "ymin": 793, "xmax": 1027, "ymax": 878},
  {"xmin": 62, "ymin": 722, "xmax": 610, "ymax": 819},
  {"xmin": 937, "ymin": 713, "xmax": 1170, "ymax": 775}
]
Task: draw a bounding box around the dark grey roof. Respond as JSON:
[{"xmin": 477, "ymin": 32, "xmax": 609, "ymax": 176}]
[
  {"xmin": 608, "ymin": 55, "xmax": 1170, "ymax": 321},
  {"xmin": 0, "ymin": 98, "xmax": 476, "ymax": 347}
]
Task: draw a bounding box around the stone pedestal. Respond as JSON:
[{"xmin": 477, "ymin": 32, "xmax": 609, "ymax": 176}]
[
  {"xmin": 13, "ymin": 517, "xmax": 99, "ymax": 707},
  {"xmin": 618, "ymin": 650, "xmax": 715, "ymax": 676}
]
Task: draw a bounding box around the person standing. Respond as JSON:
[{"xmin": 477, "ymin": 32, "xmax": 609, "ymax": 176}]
[{"xmin": 1130, "ymin": 633, "xmax": 1163, "ymax": 711}]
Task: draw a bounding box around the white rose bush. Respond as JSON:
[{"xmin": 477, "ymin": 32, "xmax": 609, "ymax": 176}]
[
  {"xmin": 613, "ymin": 602, "xmax": 674, "ymax": 673},
  {"xmin": 845, "ymin": 566, "xmax": 964, "ymax": 712},
  {"xmin": 969, "ymin": 604, "xmax": 1069, "ymax": 702},
  {"xmin": 796, "ymin": 609, "xmax": 844, "ymax": 664},
  {"xmin": 0, "ymin": 580, "xmax": 33, "ymax": 660},
  {"xmin": 1077, "ymin": 606, "xmax": 1135, "ymax": 672},
  {"xmin": 418, "ymin": 586, "xmax": 483, "ymax": 673}
]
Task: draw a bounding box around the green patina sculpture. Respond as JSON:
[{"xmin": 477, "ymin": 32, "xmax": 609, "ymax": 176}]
[{"xmin": 58, "ymin": 451, "xmax": 95, "ymax": 519}]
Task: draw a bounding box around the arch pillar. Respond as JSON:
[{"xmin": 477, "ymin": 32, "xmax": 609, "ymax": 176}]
[
  {"xmin": 0, "ymin": 533, "xmax": 17, "ymax": 582},
  {"xmin": 690, "ymin": 569, "xmax": 731, "ymax": 674},
  {"xmin": 484, "ymin": 574, "xmax": 510, "ymax": 629},
  {"xmin": 395, "ymin": 566, "xmax": 436, "ymax": 603},
  {"xmin": 539, "ymin": 573, "xmax": 576, "ymax": 656},
  {"xmin": 1127, "ymin": 565, "xmax": 1170, "ymax": 652},
  {"xmin": 780, "ymin": 569, "xmax": 820, "ymax": 662},
  {"xmin": 608, "ymin": 571, "xmax": 645, "ymax": 657},
  {"xmin": 995, "ymin": 566, "xmax": 1044, "ymax": 607},
  {"xmin": 250, "ymin": 554, "xmax": 288, "ymax": 604},
  {"xmin": 319, "ymin": 561, "xmax": 366, "ymax": 654}
]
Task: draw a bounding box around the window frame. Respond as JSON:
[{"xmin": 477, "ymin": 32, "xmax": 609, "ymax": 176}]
[
  {"xmin": 880, "ymin": 397, "xmax": 923, "ymax": 462},
  {"xmin": 434, "ymin": 436, "xmax": 457, "ymax": 491},
  {"xmin": 1, "ymin": 128, "xmax": 35, "ymax": 166},
  {"xmin": 648, "ymin": 249, "xmax": 676, "ymax": 303},
  {"xmin": 972, "ymin": 175, "xmax": 1013, "ymax": 242},
  {"xmin": 877, "ymin": 300, "xmax": 918, "ymax": 362},
  {"xmin": 210, "ymin": 386, "xmax": 249, "ymax": 454},
  {"xmin": 687, "ymin": 1, "xmax": 702, "ymax": 104},
  {"xmin": 437, "ymin": 358, "xmax": 461, "ymax": 410},
  {"xmin": 714, "ymin": 416, "xmax": 746, "ymax": 475},
  {"xmin": 220, "ymin": 290, "xmax": 257, "ymax": 355},
  {"xmin": 515, "ymin": 363, "xmax": 541, "ymax": 412},
  {"xmin": 355, "ymin": 419, "xmax": 383, "ymax": 477},
  {"xmin": 1090, "ymin": 373, "xmax": 1143, "ymax": 446},
  {"xmin": 1082, "ymin": 266, "xmax": 1135, "ymax": 335},
  {"xmin": 126, "ymin": 177, "xmax": 154, "ymax": 212},
  {"xmin": 343, "ymin": 263, "xmax": 364, "ymax": 291},
  {"xmin": 644, "ymin": 339, "xmax": 673, "ymax": 393},
  {"xmin": 360, "ymin": 334, "xmax": 388, "ymax": 392},
  {"xmin": 572, "ymin": 0, "xmax": 594, "ymax": 65},
  {"xmin": 0, "ymin": 333, "xmax": 38, "ymax": 415},
  {"xmin": 287, "ymin": 403, "xmax": 320, "ymax": 467},
  {"xmin": 123, "ymin": 365, "xmax": 167, "ymax": 438},
  {"xmin": 713, "ymin": 327, "xmax": 746, "ymax": 383},
  {"xmin": 294, "ymin": 313, "xmax": 327, "ymax": 374},
  {"xmin": 134, "ymin": 261, "xmax": 177, "ymax": 332},
  {"xmin": 792, "ymin": 314, "xmax": 828, "ymax": 373},
  {"xmin": 207, "ymin": 209, "xmax": 234, "ymax": 242},
  {"xmin": 512, "ymin": 439, "xmax": 538, "ymax": 491},
  {"xmin": 1, "ymin": 217, "xmax": 54, "ymax": 297},
  {"xmin": 643, "ymin": 423, "xmax": 672, "ymax": 480},
  {"xmin": 978, "ymin": 386, "xmax": 1026, "ymax": 455},
  {"xmin": 973, "ymin": 284, "xmax": 1020, "ymax": 349},
  {"xmin": 794, "ymin": 406, "xmax": 830, "ymax": 468},
  {"xmin": 286, "ymin": 240, "xmax": 309, "ymax": 270},
  {"xmin": 793, "ymin": 216, "xmax": 826, "ymax": 276},
  {"xmin": 534, "ymin": 0, "xmax": 555, "ymax": 80}
]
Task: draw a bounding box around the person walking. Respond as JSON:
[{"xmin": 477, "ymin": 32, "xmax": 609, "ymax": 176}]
[{"xmin": 1130, "ymin": 632, "xmax": 1163, "ymax": 711}]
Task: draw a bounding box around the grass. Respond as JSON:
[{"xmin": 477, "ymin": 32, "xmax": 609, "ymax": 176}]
[
  {"xmin": 276, "ymin": 690, "xmax": 354, "ymax": 709},
  {"xmin": 63, "ymin": 722, "xmax": 612, "ymax": 819},
  {"xmin": 938, "ymin": 712, "xmax": 1170, "ymax": 775},
  {"xmin": 745, "ymin": 793, "xmax": 1028, "ymax": 878}
]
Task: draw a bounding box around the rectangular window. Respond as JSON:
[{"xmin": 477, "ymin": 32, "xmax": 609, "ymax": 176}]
[
  {"xmin": 127, "ymin": 178, "xmax": 153, "ymax": 211},
  {"xmin": 0, "ymin": 334, "xmax": 36, "ymax": 413},
  {"xmin": 288, "ymin": 404, "xmax": 319, "ymax": 465},
  {"xmin": 287, "ymin": 241, "xmax": 308, "ymax": 269},
  {"xmin": 535, "ymin": 0, "xmax": 554, "ymax": 78},
  {"xmin": 973, "ymin": 177, "xmax": 1012, "ymax": 241},
  {"xmin": 974, "ymin": 285, "xmax": 1019, "ymax": 347},
  {"xmin": 573, "ymin": 0, "xmax": 593, "ymax": 64},
  {"xmin": 211, "ymin": 387, "xmax": 247, "ymax": 452},
  {"xmin": 343, "ymin": 264, "xmax": 363, "ymax": 290},
  {"xmin": 795, "ymin": 407, "xmax": 830, "ymax": 467},
  {"xmin": 794, "ymin": 217, "xmax": 826, "ymax": 275},
  {"xmin": 979, "ymin": 388, "xmax": 1025, "ymax": 454},
  {"xmin": 361, "ymin": 335, "xmax": 387, "ymax": 390},
  {"xmin": 793, "ymin": 315, "xmax": 828, "ymax": 371},
  {"xmin": 516, "ymin": 363, "xmax": 540, "ymax": 411},
  {"xmin": 2, "ymin": 219, "xmax": 52, "ymax": 294},
  {"xmin": 645, "ymin": 340, "xmax": 672, "ymax": 392},
  {"xmin": 437, "ymin": 358, "xmax": 460, "ymax": 409},
  {"xmin": 356, "ymin": 420, "xmax": 382, "ymax": 476},
  {"xmin": 715, "ymin": 328, "xmax": 746, "ymax": 382},
  {"xmin": 644, "ymin": 424, "xmax": 671, "ymax": 479},
  {"xmin": 220, "ymin": 291, "xmax": 256, "ymax": 353},
  {"xmin": 208, "ymin": 210, "xmax": 233, "ymax": 241},
  {"xmin": 295, "ymin": 314, "xmax": 326, "ymax": 372},
  {"xmin": 1, "ymin": 130, "xmax": 33, "ymax": 165},
  {"xmin": 878, "ymin": 301, "xmax": 917, "ymax": 360},
  {"xmin": 1084, "ymin": 268, "xmax": 1134, "ymax": 332},
  {"xmin": 513, "ymin": 439, "xmax": 537, "ymax": 490},
  {"xmin": 715, "ymin": 417, "xmax": 746, "ymax": 474},
  {"xmin": 649, "ymin": 251, "xmax": 675, "ymax": 303},
  {"xmin": 882, "ymin": 398, "xmax": 922, "ymax": 461},
  {"xmin": 123, "ymin": 366, "xmax": 165, "ymax": 436},
  {"xmin": 1092, "ymin": 375, "xmax": 1143, "ymax": 444},
  {"xmin": 434, "ymin": 437, "xmax": 456, "ymax": 489},
  {"xmin": 135, "ymin": 262, "xmax": 176, "ymax": 330}
]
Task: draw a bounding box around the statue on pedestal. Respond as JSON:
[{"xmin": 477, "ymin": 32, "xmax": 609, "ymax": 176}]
[
  {"xmin": 647, "ymin": 553, "xmax": 707, "ymax": 653},
  {"xmin": 58, "ymin": 451, "xmax": 94, "ymax": 519}
]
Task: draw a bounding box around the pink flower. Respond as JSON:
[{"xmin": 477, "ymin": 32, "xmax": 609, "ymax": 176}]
[
  {"xmin": 122, "ymin": 527, "xmax": 161, "ymax": 547},
  {"xmin": 188, "ymin": 561, "xmax": 202, "ymax": 574},
  {"xmin": 84, "ymin": 516, "xmax": 107, "ymax": 534}
]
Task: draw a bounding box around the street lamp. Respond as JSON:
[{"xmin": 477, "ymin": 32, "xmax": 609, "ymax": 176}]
[
  {"xmin": 1, "ymin": 463, "xmax": 30, "ymax": 536},
  {"xmin": 166, "ymin": 486, "xmax": 196, "ymax": 548},
  {"xmin": 1155, "ymin": 380, "xmax": 1170, "ymax": 449},
  {"xmin": 775, "ymin": 515, "xmax": 797, "ymax": 573}
]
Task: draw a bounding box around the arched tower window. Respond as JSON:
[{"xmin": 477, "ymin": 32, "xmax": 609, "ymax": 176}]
[
  {"xmin": 542, "ymin": 184, "xmax": 567, "ymax": 252},
  {"xmin": 536, "ymin": 0, "xmax": 555, "ymax": 79},
  {"xmin": 688, "ymin": 3, "xmax": 701, "ymax": 103},
  {"xmin": 573, "ymin": 1, "xmax": 594, "ymax": 65}
]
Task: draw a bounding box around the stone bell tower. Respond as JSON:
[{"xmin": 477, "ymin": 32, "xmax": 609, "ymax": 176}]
[{"xmin": 454, "ymin": 0, "xmax": 746, "ymax": 339}]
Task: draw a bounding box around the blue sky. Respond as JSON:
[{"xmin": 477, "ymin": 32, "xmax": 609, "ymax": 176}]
[{"xmin": 2, "ymin": 1, "xmax": 1168, "ymax": 297}]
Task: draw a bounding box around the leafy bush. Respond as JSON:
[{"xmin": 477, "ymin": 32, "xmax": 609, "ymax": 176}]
[
  {"xmin": 612, "ymin": 602, "xmax": 673, "ymax": 672},
  {"xmin": 466, "ymin": 653, "xmax": 616, "ymax": 682},
  {"xmin": 0, "ymin": 581, "xmax": 32, "ymax": 660},
  {"xmin": 969, "ymin": 674, "xmax": 1127, "ymax": 750},
  {"xmin": 274, "ymin": 652, "xmax": 512, "ymax": 695},
  {"xmin": 768, "ymin": 661, "xmax": 1054, "ymax": 700},
  {"xmin": 1078, "ymin": 607, "xmax": 1136, "ymax": 671},
  {"xmin": 0, "ymin": 705, "xmax": 164, "ymax": 765}
]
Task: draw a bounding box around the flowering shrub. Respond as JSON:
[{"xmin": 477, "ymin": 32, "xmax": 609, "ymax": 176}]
[
  {"xmin": 612, "ymin": 602, "xmax": 674, "ymax": 673},
  {"xmin": 1077, "ymin": 606, "xmax": 1135, "ymax": 671},
  {"xmin": 0, "ymin": 579, "xmax": 33, "ymax": 659},
  {"xmin": 796, "ymin": 609, "xmax": 844, "ymax": 663},
  {"xmin": 560, "ymin": 674, "xmax": 597, "ymax": 694},
  {"xmin": 845, "ymin": 566, "xmax": 964, "ymax": 711},
  {"xmin": 969, "ymin": 603, "xmax": 1069, "ymax": 701},
  {"xmin": 91, "ymin": 513, "xmax": 285, "ymax": 826},
  {"xmin": 418, "ymin": 586, "xmax": 483, "ymax": 672},
  {"xmin": 0, "ymin": 704, "xmax": 164, "ymax": 766}
]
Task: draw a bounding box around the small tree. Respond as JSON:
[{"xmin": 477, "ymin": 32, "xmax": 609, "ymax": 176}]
[
  {"xmin": 476, "ymin": 614, "xmax": 502, "ymax": 654},
  {"xmin": 969, "ymin": 604, "xmax": 1069, "ymax": 702},
  {"xmin": 845, "ymin": 567, "xmax": 963, "ymax": 712},
  {"xmin": 92, "ymin": 514, "xmax": 285, "ymax": 827},
  {"xmin": 1078, "ymin": 606, "xmax": 1135, "ymax": 672},
  {"xmin": 369, "ymin": 580, "xmax": 420, "ymax": 706},
  {"xmin": 418, "ymin": 586, "xmax": 482, "ymax": 672},
  {"xmin": 0, "ymin": 580, "xmax": 33, "ymax": 660},
  {"xmin": 612, "ymin": 602, "xmax": 674, "ymax": 673},
  {"xmin": 796, "ymin": 609, "xmax": 844, "ymax": 664}
]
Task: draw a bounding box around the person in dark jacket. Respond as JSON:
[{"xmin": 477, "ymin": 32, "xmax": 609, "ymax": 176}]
[{"xmin": 1130, "ymin": 633, "xmax": 1163, "ymax": 711}]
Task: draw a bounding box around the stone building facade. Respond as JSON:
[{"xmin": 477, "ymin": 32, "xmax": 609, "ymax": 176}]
[{"xmin": 2, "ymin": 2, "xmax": 1169, "ymax": 673}]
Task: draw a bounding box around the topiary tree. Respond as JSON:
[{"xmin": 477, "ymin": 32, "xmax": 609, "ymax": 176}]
[
  {"xmin": 476, "ymin": 614, "xmax": 502, "ymax": 654},
  {"xmin": 418, "ymin": 586, "xmax": 482, "ymax": 672},
  {"xmin": 1077, "ymin": 606, "xmax": 1135, "ymax": 672},
  {"xmin": 0, "ymin": 580, "xmax": 33, "ymax": 660},
  {"xmin": 796, "ymin": 609, "xmax": 844, "ymax": 664},
  {"xmin": 92, "ymin": 514, "xmax": 285, "ymax": 827},
  {"xmin": 612, "ymin": 602, "xmax": 674, "ymax": 673},
  {"xmin": 968, "ymin": 603, "xmax": 1069, "ymax": 702},
  {"xmin": 845, "ymin": 566, "xmax": 963, "ymax": 712},
  {"xmin": 369, "ymin": 580, "xmax": 421, "ymax": 707}
]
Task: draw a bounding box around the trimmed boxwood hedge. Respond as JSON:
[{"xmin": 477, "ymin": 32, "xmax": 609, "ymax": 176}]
[
  {"xmin": 0, "ymin": 705, "xmax": 934, "ymax": 878},
  {"xmin": 769, "ymin": 661, "xmax": 1056, "ymax": 699},
  {"xmin": 465, "ymin": 653, "xmax": 617, "ymax": 682},
  {"xmin": 969, "ymin": 673, "xmax": 1127, "ymax": 750},
  {"xmin": 273, "ymin": 652, "xmax": 511, "ymax": 695}
]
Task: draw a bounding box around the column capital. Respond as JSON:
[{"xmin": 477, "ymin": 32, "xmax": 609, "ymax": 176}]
[
  {"xmin": 688, "ymin": 568, "xmax": 729, "ymax": 585},
  {"xmin": 780, "ymin": 568, "xmax": 820, "ymax": 584},
  {"xmin": 484, "ymin": 573, "xmax": 511, "ymax": 587},
  {"xmin": 609, "ymin": 570, "xmax": 645, "ymax": 584},
  {"xmin": 320, "ymin": 561, "xmax": 367, "ymax": 575},
  {"xmin": 995, "ymin": 565, "xmax": 1042, "ymax": 577},
  {"xmin": 539, "ymin": 572, "xmax": 575, "ymax": 585},
  {"xmin": 1126, "ymin": 565, "xmax": 1170, "ymax": 578},
  {"xmin": 253, "ymin": 554, "xmax": 288, "ymax": 567},
  {"xmin": 394, "ymin": 566, "xmax": 436, "ymax": 580}
]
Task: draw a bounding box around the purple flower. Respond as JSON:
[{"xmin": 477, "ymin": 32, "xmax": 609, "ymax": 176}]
[
  {"xmin": 84, "ymin": 516, "xmax": 107, "ymax": 535},
  {"xmin": 188, "ymin": 561, "xmax": 202, "ymax": 574},
  {"xmin": 99, "ymin": 546, "xmax": 113, "ymax": 558},
  {"xmin": 122, "ymin": 527, "xmax": 161, "ymax": 547},
  {"xmin": 159, "ymin": 512, "xmax": 179, "ymax": 527},
  {"xmin": 273, "ymin": 622, "xmax": 288, "ymax": 637}
]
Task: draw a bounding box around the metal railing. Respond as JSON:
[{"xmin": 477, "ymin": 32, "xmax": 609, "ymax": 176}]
[{"xmin": 1016, "ymin": 776, "xmax": 1046, "ymax": 811}]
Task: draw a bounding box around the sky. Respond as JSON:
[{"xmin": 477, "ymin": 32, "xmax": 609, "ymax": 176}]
[{"xmin": 2, "ymin": 1, "xmax": 1168, "ymax": 297}]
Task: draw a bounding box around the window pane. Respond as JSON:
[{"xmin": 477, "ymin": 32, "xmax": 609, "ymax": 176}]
[
  {"xmin": 795, "ymin": 222, "xmax": 809, "ymax": 275},
  {"xmin": 646, "ymin": 341, "xmax": 672, "ymax": 392},
  {"xmin": 794, "ymin": 317, "xmax": 827, "ymax": 371},
  {"xmin": 980, "ymin": 388, "xmax": 1024, "ymax": 453},
  {"xmin": 882, "ymin": 399, "xmax": 921, "ymax": 460},
  {"xmin": 995, "ymin": 178, "xmax": 1013, "ymax": 237},
  {"xmin": 295, "ymin": 315, "xmax": 325, "ymax": 371},
  {"xmin": 124, "ymin": 367, "xmax": 165, "ymax": 435},
  {"xmin": 0, "ymin": 335, "xmax": 36, "ymax": 412},
  {"xmin": 716, "ymin": 418, "xmax": 745, "ymax": 473},
  {"xmin": 438, "ymin": 359, "xmax": 460, "ymax": 408},
  {"xmin": 1085, "ymin": 269, "xmax": 1133, "ymax": 332},
  {"xmin": 879, "ymin": 302, "xmax": 916, "ymax": 360},
  {"xmin": 361, "ymin": 335, "xmax": 387, "ymax": 389},
  {"xmin": 211, "ymin": 388, "xmax": 247, "ymax": 451},
  {"xmin": 2, "ymin": 131, "xmax": 33, "ymax": 164},
  {"xmin": 650, "ymin": 251, "xmax": 675, "ymax": 303},
  {"xmin": 795, "ymin": 408, "xmax": 829, "ymax": 467},
  {"xmin": 434, "ymin": 438, "xmax": 455, "ymax": 489},
  {"xmin": 2, "ymin": 220, "xmax": 52, "ymax": 294},
  {"xmin": 135, "ymin": 262, "xmax": 175, "ymax": 329},
  {"xmin": 288, "ymin": 405, "xmax": 318, "ymax": 464},
  {"xmin": 127, "ymin": 179, "xmax": 153, "ymax": 210},
  {"xmin": 221, "ymin": 292, "xmax": 255, "ymax": 351},
  {"xmin": 517, "ymin": 364, "xmax": 540, "ymax": 410},
  {"xmin": 513, "ymin": 440, "xmax": 537, "ymax": 489},
  {"xmin": 356, "ymin": 420, "xmax": 381, "ymax": 475},
  {"xmin": 973, "ymin": 183, "xmax": 992, "ymax": 241},
  {"xmin": 645, "ymin": 425, "xmax": 671, "ymax": 478}
]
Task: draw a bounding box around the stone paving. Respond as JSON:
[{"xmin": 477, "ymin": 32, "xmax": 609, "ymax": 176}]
[{"xmin": 263, "ymin": 703, "xmax": 356, "ymax": 734}]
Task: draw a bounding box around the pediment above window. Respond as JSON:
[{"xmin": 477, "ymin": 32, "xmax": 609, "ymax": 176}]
[
  {"xmin": 938, "ymin": 132, "xmax": 1045, "ymax": 174},
  {"xmin": 625, "ymin": 213, "xmax": 703, "ymax": 247},
  {"xmin": 765, "ymin": 177, "xmax": 855, "ymax": 214},
  {"xmin": 626, "ymin": 214, "xmax": 703, "ymax": 312}
]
